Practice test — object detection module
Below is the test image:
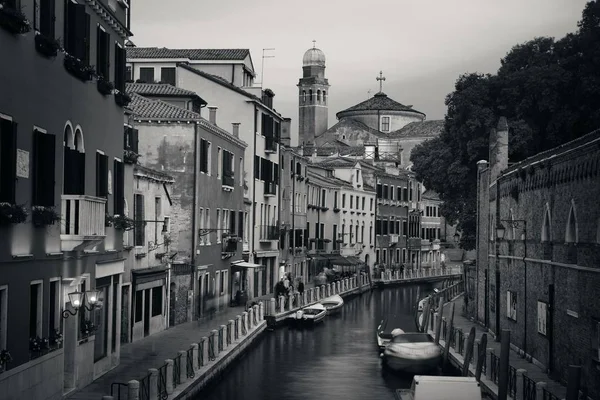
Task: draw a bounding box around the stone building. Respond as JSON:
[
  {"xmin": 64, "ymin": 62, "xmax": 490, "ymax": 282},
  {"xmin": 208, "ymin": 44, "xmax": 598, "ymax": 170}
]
[
  {"xmin": 279, "ymin": 148, "xmax": 309, "ymax": 281},
  {"xmin": 474, "ymin": 119, "xmax": 600, "ymax": 398},
  {"xmin": 0, "ymin": 0, "xmax": 131, "ymax": 397},
  {"xmin": 127, "ymin": 88, "xmax": 247, "ymax": 324}
]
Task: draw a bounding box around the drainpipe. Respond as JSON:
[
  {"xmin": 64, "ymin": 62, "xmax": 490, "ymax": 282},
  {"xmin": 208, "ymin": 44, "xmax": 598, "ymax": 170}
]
[
  {"xmin": 251, "ymin": 105, "xmax": 257, "ymax": 264},
  {"xmin": 291, "ymin": 154, "xmax": 296, "ymax": 276},
  {"xmin": 191, "ymin": 121, "xmax": 200, "ymax": 319}
]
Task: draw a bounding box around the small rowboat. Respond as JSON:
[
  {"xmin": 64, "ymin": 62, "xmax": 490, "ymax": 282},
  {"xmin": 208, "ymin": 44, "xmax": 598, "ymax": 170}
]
[
  {"xmin": 293, "ymin": 303, "xmax": 327, "ymax": 326},
  {"xmin": 320, "ymin": 294, "xmax": 344, "ymax": 315}
]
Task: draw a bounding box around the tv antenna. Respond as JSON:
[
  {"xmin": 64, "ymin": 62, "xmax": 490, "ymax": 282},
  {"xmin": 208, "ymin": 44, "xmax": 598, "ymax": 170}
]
[{"xmin": 260, "ymin": 48, "xmax": 275, "ymax": 87}]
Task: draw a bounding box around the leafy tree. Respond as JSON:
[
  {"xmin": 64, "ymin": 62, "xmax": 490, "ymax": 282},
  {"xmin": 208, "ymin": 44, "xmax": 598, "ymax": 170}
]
[{"xmin": 411, "ymin": 1, "xmax": 600, "ymax": 250}]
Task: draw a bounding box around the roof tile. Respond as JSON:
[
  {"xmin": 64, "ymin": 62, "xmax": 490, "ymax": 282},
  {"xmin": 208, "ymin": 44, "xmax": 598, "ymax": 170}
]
[
  {"xmin": 126, "ymin": 83, "xmax": 206, "ymax": 104},
  {"xmin": 388, "ymin": 120, "xmax": 444, "ymax": 138},
  {"xmin": 129, "ymin": 94, "xmax": 202, "ymax": 120},
  {"xmin": 127, "ymin": 47, "xmax": 250, "ymax": 60},
  {"xmin": 336, "ymin": 92, "xmax": 425, "ymax": 118}
]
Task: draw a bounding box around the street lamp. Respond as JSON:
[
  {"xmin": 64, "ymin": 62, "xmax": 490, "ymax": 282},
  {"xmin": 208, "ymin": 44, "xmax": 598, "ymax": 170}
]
[{"xmin": 62, "ymin": 290, "xmax": 103, "ymax": 318}]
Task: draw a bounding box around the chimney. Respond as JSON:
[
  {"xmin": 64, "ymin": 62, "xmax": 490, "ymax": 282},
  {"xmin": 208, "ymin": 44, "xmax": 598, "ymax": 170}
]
[
  {"xmin": 208, "ymin": 107, "xmax": 218, "ymax": 125},
  {"xmin": 489, "ymin": 116, "xmax": 509, "ymax": 182},
  {"xmin": 232, "ymin": 123, "xmax": 240, "ymax": 138}
]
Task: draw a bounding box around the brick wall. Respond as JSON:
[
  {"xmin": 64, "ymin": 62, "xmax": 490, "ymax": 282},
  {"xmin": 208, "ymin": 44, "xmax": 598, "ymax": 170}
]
[{"xmin": 170, "ymin": 264, "xmax": 193, "ymax": 326}]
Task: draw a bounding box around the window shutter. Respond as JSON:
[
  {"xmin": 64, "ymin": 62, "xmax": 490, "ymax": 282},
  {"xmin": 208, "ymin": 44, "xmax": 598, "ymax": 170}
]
[
  {"xmin": 114, "ymin": 160, "xmax": 124, "ymax": 215},
  {"xmin": 0, "ymin": 120, "xmax": 17, "ymax": 203},
  {"xmin": 39, "ymin": 132, "xmax": 56, "ymax": 206},
  {"xmin": 131, "ymin": 128, "xmax": 139, "ymax": 153},
  {"xmin": 200, "ymin": 139, "xmax": 207, "ymax": 172},
  {"xmin": 96, "ymin": 152, "xmax": 101, "ymax": 196},
  {"xmin": 73, "ymin": 4, "xmax": 87, "ymax": 60},
  {"xmin": 64, "ymin": 0, "xmax": 74, "ymax": 54},
  {"xmin": 96, "ymin": 26, "xmax": 102, "ymax": 76},
  {"xmin": 237, "ymin": 211, "xmax": 243, "ymax": 239},
  {"xmin": 273, "ymin": 163, "xmax": 279, "ymax": 185},
  {"xmin": 101, "ymin": 154, "xmax": 108, "ymax": 197},
  {"xmin": 40, "ymin": 0, "xmax": 56, "ymax": 38},
  {"xmin": 76, "ymin": 151, "xmax": 86, "ymax": 195},
  {"xmin": 254, "ymin": 155, "xmax": 260, "ymax": 179}
]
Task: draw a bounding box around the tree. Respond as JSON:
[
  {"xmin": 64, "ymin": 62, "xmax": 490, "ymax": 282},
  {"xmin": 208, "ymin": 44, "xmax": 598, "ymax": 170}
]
[{"xmin": 411, "ymin": 1, "xmax": 600, "ymax": 250}]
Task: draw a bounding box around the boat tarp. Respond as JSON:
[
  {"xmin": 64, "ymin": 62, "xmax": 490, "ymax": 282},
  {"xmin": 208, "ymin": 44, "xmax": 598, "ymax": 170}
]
[{"xmin": 378, "ymin": 315, "xmax": 407, "ymax": 339}]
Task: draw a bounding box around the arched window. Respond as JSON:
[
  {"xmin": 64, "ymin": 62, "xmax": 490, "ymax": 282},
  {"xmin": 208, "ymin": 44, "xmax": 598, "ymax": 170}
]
[
  {"xmin": 74, "ymin": 127, "xmax": 85, "ymax": 153},
  {"xmin": 309, "ymin": 89, "xmax": 313, "ymax": 103},
  {"xmin": 63, "ymin": 123, "xmax": 86, "ymax": 195},
  {"xmin": 323, "ymin": 91, "xmax": 327, "ymax": 105},
  {"xmin": 317, "ymin": 90, "xmax": 321, "ymax": 102},
  {"xmin": 541, "ymin": 204, "xmax": 551, "ymax": 242},
  {"xmin": 565, "ymin": 201, "xmax": 578, "ymax": 243},
  {"xmin": 302, "ymin": 90, "xmax": 306, "ymax": 103},
  {"xmin": 64, "ymin": 122, "xmax": 74, "ymax": 149}
]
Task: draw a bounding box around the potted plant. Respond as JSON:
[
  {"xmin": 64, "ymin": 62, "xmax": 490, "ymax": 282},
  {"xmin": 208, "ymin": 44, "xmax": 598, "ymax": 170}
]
[
  {"xmin": 114, "ymin": 90, "xmax": 132, "ymax": 107},
  {"xmin": 32, "ymin": 206, "xmax": 61, "ymax": 227},
  {"xmin": 123, "ymin": 149, "xmax": 140, "ymax": 164},
  {"xmin": 34, "ymin": 32, "xmax": 61, "ymax": 57},
  {"xmin": 0, "ymin": 2, "xmax": 31, "ymax": 34},
  {"xmin": 107, "ymin": 214, "xmax": 135, "ymax": 231},
  {"xmin": 63, "ymin": 53, "xmax": 95, "ymax": 82},
  {"xmin": 0, "ymin": 349, "xmax": 12, "ymax": 372},
  {"xmin": 0, "ymin": 202, "xmax": 28, "ymax": 225},
  {"xmin": 50, "ymin": 329, "xmax": 63, "ymax": 349},
  {"xmin": 81, "ymin": 320, "xmax": 96, "ymax": 338},
  {"xmin": 97, "ymin": 76, "xmax": 114, "ymax": 96}
]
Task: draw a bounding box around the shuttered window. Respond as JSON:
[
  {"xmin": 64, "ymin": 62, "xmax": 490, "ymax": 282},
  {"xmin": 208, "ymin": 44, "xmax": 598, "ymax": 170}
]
[
  {"xmin": 39, "ymin": 0, "xmax": 56, "ymax": 38},
  {"xmin": 113, "ymin": 159, "xmax": 124, "ymax": 215},
  {"xmin": 96, "ymin": 26, "xmax": 110, "ymax": 80},
  {"xmin": 95, "ymin": 152, "xmax": 109, "ymax": 197},
  {"xmin": 200, "ymin": 139, "xmax": 209, "ymax": 173},
  {"xmin": 254, "ymin": 155, "xmax": 260, "ymax": 179},
  {"xmin": 139, "ymin": 67, "xmax": 154, "ymax": 83},
  {"xmin": 160, "ymin": 67, "xmax": 176, "ymax": 85},
  {"xmin": 64, "ymin": 0, "xmax": 90, "ymax": 63},
  {"xmin": 134, "ymin": 194, "xmax": 145, "ymax": 246},
  {"xmin": 114, "ymin": 44, "xmax": 126, "ymax": 92},
  {"xmin": 237, "ymin": 211, "xmax": 243, "ymax": 239},
  {"xmin": 32, "ymin": 129, "xmax": 56, "ymax": 207},
  {"xmin": 0, "ymin": 117, "xmax": 17, "ymax": 203},
  {"xmin": 124, "ymin": 126, "xmax": 138, "ymax": 153}
]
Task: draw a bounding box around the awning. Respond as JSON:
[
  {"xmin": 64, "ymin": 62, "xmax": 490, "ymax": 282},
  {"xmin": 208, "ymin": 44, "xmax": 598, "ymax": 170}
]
[
  {"xmin": 132, "ymin": 266, "xmax": 168, "ymax": 289},
  {"xmin": 345, "ymin": 256, "xmax": 364, "ymax": 265},
  {"xmin": 231, "ymin": 261, "xmax": 265, "ymax": 269}
]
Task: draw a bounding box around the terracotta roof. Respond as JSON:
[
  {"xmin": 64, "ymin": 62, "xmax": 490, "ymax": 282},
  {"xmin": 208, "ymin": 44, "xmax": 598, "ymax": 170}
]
[
  {"xmin": 422, "ymin": 190, "xmax": 440, "ymax": 200},
  {"xmin": 134, "ymin": 164, "xmax": 175, "ymax": 182},
  {"xmin": 129, "ymin": 94, "xmax": 202, "ymax": 120},
  {"xmin": 336, "ymin": 92, "xmax": 425, "ymax": 118},
  {"xmin": 315, "ymin": 146, "xmax": 365, "ymax": 157},
  {"xmin": 126, "ymin": 47, "xmax": 250, "ymax": 60},
  {"xmin": 388, "ymin": 120, "xmax": 444, "ymax": 138},
  {"xmin": 126, "ymin": 83, "xmax": 207, "ymax": 105},
  {"xmin": 318, "ymin": 118, "xmax": 386, "ymax": 140}
]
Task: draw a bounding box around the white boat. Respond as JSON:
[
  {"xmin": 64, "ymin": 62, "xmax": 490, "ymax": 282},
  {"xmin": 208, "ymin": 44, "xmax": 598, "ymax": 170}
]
[
  {"xmin": 376, "ymin": 315, "xmax": 404, "ymax": 351},
  {"xmin": 396, "ymin": 376, "xmax": 483, "ymax": 400},
  {"xmin": 320, "ymin": 294, "xmax": 344, "ymax": 315},
  {"xmin": 382, "ymin": 332, "xmax": 442, "ymax": 374},
  {"xmin": 292, "ymin": 303, "xmax": 327, "ymax": 325}
]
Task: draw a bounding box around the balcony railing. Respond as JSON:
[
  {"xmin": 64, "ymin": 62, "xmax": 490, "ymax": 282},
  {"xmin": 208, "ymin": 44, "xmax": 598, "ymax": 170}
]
[
  {"xmin": 264, "ymin": 181, "xmax": 276, "ymax": 196},
  {"xmin": 265, "ymin": 137, "xmax": 277, "ymax": 153},
  {"xmin": 259, "ymin": 225, "xmax": 279, "ymax": 241},
  {"xmin": 222, "ymin": 174, "xmax": 235, "ymax": 188},
  {"xmin": 61, "ymin": 195, "xmax": 106, "ymax": 251}
]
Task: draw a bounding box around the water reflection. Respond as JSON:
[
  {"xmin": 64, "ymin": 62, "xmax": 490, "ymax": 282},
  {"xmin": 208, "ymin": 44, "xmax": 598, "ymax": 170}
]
[{"xmin": 198, "ymin": 283, "xmax": 445, "ymax": 400}]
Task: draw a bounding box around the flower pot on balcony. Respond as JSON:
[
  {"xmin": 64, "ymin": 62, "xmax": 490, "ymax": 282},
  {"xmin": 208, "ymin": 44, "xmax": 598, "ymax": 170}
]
[
  {"xmin": 115, "ymin": 90, "xmax": 132, "ymax": 107},
  {"xmin": 0, "ymin": 203, "xmax": 28, "ymax": 226},
  {"xmin": 63, "ymin": 54, "xmax": 95, "ymax": 82},
  {"xmin": 31, "ymin": 206, "xmax": 61, "ymax": 227},
  {"xmin": 106, "ymin": 214, "xmax": 135, "ymax": 231},
  {"xmin": 34, "ymin": 33, "xmax": 61, "ymax": 57},
  {"xmin": 123, "ymin": 149, "xmax": 140, "ymax": 164},
  {"xmin": 0, "ymin": 4, "xmax": 31, "ymax": 34},
  {"xmin": 97, "ymin": 78, "xmax": 114, "ymax": 96}
]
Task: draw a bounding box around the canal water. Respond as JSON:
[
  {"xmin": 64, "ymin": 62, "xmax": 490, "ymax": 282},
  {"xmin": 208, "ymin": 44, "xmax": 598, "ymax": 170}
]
[{"xmin": 198, "ymin": 283, "xmax": 458, "ymax": 400}]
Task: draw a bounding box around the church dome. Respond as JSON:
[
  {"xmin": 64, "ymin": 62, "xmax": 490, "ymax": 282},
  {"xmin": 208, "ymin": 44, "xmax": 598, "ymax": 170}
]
[{"xmin": 303, "ymin": 47, "xmax": 326, "ymax": 67}]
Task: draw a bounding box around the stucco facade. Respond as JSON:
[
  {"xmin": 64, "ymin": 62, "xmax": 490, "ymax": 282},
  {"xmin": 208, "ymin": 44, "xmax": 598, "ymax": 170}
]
[{"xmin": 474, "ymin": 119, "xmax": 600, "ymax": 399}]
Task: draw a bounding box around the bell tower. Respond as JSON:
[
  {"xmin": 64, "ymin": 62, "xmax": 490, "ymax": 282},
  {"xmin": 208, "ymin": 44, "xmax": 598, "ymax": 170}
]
[{"xmin": 298, "ymin": 41, "xmax": 330, "ymax": 146}]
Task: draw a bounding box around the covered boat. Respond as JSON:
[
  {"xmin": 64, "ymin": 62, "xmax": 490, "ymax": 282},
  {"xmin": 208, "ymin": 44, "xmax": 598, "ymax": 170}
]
[
  {"xmin": 376, "ymin": 315, "xmax": 405, "ymax": 351},
  {"xmin": 320, "ymin": 294, "xmax": 344, "ymax": 315},
  {"xmin": 382, "ymin": 332, "xmax": 442, "ymax": 374},
  {"xmin": 293, "ymin": 303, "xmax": 327, "ymax": 325}
]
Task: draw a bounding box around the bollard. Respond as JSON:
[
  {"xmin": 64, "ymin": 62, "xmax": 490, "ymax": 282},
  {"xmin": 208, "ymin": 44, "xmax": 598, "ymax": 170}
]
[
  {"xmin": 486, "ymin": 348, "xmax": 494, "ymax": 380},
  {"xmin": 288, "ymin": 294, "xmax": 294, "ymax": 311},
  {"xmin": 279, "ymin": 296, "xmax": 285, "ymax": 313},
  {"xmin": 148, "ymin": 368, "xmax": 158, "ymax": 400},
  {"xmin": 259, "ymin": 302, "xmax": 264, "ymax": 320},
  {"xmin": 516, "ymin": 369, "xmax": 526, "ymax": 400},
  {"xmin": 269, "ymin": 298, "xmax": 276, "ymax": 316},
  {"xmin": 316, "ymin": 286, "xmax": 320, "ymax": 300},
  {"xmin": 191, "ymin": 343, "xmax": 199, "ymax": 371},
  {"xmin": 326, "ymin": 283, "xmax": 331, "ymax": 297},
  {"xmin": 236, "ymin": 315, "xmax": 242, "ymax": 338},
  {"xmin": 535, "ymin": 382, "xmax": 547, "ymax": 400},
  {"xmin": 220, "ymin": 325, "xmax": 228, "ymax": 349},
  {"xmin": 242, "ymin": 312, "xmax": 248, "ymax": 335},
  {"xmin": 209, "ymin": 330, "xmax": 218, "ymax": 357},
  {"xmin": 228, "ymin": 320, "xmax": 235, "ymax": 344},
  {"xmin": 178, "ymin": 350, "xmax": 187, "ymax": 383},
  {"xmin": 165, "ymin": 359, "xmax": 174, "ymax": 394},
  {"xmin": 253, "ymin": 305, "xmax": 260, "ymax": 324},
  {"xmin": 128, "ymin": 380, "xmax": 140, "ymax": 400},
  {"xmin": 200, "ymin": 338, "xmax": 208, "ymax": 366},
  {"xmin": 302, "ymin": 291, "xmax": 307, "ymax": 305}
]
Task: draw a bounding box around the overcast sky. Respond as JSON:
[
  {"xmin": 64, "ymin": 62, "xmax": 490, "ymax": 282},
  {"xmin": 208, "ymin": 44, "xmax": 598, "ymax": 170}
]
[{"xmin": 132, "ymin": 0, "xmax": 588, "ymax": 137}]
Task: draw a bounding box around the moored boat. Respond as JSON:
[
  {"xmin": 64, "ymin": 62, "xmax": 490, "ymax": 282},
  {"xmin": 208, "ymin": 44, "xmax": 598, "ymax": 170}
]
[
  {"xmin": 292, "ymin": 303, "xmax": 327, "ymax": 326},
  {"xmin": 320, "ymin": 294, "xmax": 344, "ymax": 315},
  {"xmin": 381, "ymin": 332, "xmax": 442, "ymax": 374},
  {"xmin": 376, "ymin": 315, "xmax": 405, "ymax": 351}
]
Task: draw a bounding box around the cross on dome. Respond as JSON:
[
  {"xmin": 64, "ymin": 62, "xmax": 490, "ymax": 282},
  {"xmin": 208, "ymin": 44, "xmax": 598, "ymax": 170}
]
[
  {"xmin": 376, "ymin": 71, "xmax": 386, "ymax": 93},
  {"xmin": 312, "ymin": 40, "xmax": 316, "ymax": 48}
]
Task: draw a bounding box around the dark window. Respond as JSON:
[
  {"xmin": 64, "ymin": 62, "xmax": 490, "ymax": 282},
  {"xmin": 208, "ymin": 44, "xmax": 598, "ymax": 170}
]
[
  {"xmin": 134, "ymin": 194, "xmax": 145, "ymax": 246},
  {"xmin": 160, "ymin": 67, "xmax": 176, "ymax": 85},
  {"xmin": 139, "ymin": 67, "xmax": 154, "ymax": 83},
  {"xmin": 29, "ymin": 283, "xmax": 40, "ymax": 338},
  {"xmin": 376, "ymin": 184, "xmax": 382, "ymax": 198},
  {"xmin": 39, "ymin": 0, "xmax": 56, "ymax": 38},
  {"xmin": 200, "ymin": 139, "xmax": 209, "ymax": 173},
  {"xmin": 0, "ymin": 117, "xmax": 17, "ymax": 203},
  {"xmin": 32, "ymin": 129, "xmax": 56, "ymax": 207},
  {"xmin": 124, "ymin": 126, "xmax": 138, "ymax": 153},
  {"xmin": 222, "ymin": 150, "xmax": 234, "ymax": 186},
  {"xmin": 321, "ymin": 189, "xmax": 326, "ymax": 207},
  {"xmin": 114, "ymin": 44, "xmax": 127, "ymax": 91},
  {"xmin": 403, "ymin": 188, "xmax": 408, "ymax": 201},
  {"xmin": 397, "ymin": 187, "xmax": 402, "ymax": 201},
  {"xmin": 113, "ymin": 159, "xmax": 124, "ymax": 215},
  {"xmin": 383, "ymin": 185, "xmax": 389, "ymax": 199},
  {"xmin": 342, "ymin": 194, "xmax": 346, "ymax": 207},
  {"xmin": 96, "ymin": 26, "xmax": 110, "ymax": 80},
  {"xmin": 95, "ymin": 152, "xmax": 109, "ymax": 197},
  {"xmin": 238, "ymin": 211, "xmax": 244, "ymax": 239},
  {"xmin": 64, "ymin": 0, "xmax": 90, "ymax": 64},
  {"xmin": 151, "ymin": 287, "xmax": 162, "ymax": 317},
  {"xmin": 254, "ymin": 155, "xmax": 260, "ymax": 179},
  {"xmin": 134, "ymin": 290, "xmax": 143, "ymax": 322},
  {"xmin": 49, "ymin": 280, "xmax": 58, "ymax": 332},
  {"xmin": 126, "ymin": 65, "xmax": 133, "ymax": 82},
  {"xmin": 229, "ymin": 211, "xmax": 236, "ymax": 235}
]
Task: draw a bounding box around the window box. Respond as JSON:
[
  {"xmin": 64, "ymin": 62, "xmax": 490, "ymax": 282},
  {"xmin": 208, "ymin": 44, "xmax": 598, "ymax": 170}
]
[
  {"xmin": 333, "ymin": 207, "xmax": 341, "ymax": 213},
  {"xmin": 0, "ymin": 3, "xmax": 31, "ymax": 34},
  {"xmin": 321, "ymin": 207, "xmax": 329, "ymax": 211},
  {"xmin": 34, "ymin": 33, "xmax": 61, "ymax": 58},
  {"xmin": 64, "ymin": 54, "xmax": 95, "ymax": 82},
  {"xmin": 97, "ymin": 78, "xmax": 114, "ymax": 96},
  {"xmin": 115, "ymin": 90, "xmax": 131, "ymax": 107},
  {"xmin": 80, "ymin": 319, "xmax": 96, "ymax": 339},
  {"xmin": 29, "ymin": 336, "xmax": 50, "ymax": 360},
  {"xmin": 123, "ymin": 149, "xmax": 140, "ymax": 164},
  {"xmin": 106, "ymin": 214, "xmax": 135, "ymax": 231},
  {"xmin": 32, "ymin": 206, "xmax": 60, "ymax": 227},
  {"xmin": 0, "ymin": 202, "xmax": 28, "ymax": 225}
]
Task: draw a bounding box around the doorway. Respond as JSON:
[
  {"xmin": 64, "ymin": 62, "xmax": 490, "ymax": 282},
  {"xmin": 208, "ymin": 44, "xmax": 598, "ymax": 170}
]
[{"xmin": 143, "ymin": 289, "xmax": 150, "ymax": 337}]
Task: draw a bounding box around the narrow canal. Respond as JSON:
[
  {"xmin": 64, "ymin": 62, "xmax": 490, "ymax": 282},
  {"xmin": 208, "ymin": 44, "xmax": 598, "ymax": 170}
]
[{"xmin": 198, "ymin": 283, "xmax": 458, "ymax": 400}]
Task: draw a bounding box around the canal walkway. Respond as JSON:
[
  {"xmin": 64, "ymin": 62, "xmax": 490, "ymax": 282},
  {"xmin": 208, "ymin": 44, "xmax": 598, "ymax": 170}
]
[{"xmin": 430, "ymin": 295, "xmax": 569, "ymax": 400}]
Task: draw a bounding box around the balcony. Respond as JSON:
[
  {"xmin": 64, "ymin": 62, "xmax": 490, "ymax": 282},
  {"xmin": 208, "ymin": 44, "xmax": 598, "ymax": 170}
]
[
  {"xmin": 264, "ymin": 181, "xmax": 276, "ymax": 197},
  {"xmin": 60, "ymin": 195, "xmax": 107, "ymax": 251},
  {"xmin": 265, "ymin": 137, "xmax": 277, "ymax": 153},
  {"xmin": 259, "ymin": 225, "xmax": 279, "ymax": 242},
  {"xmin": 222, "ymin": 174, "xmax": 235, "ymax": 190},
  {"xmin": 390, "ymin": 234, "xmax": 399, "ymax": 244}
]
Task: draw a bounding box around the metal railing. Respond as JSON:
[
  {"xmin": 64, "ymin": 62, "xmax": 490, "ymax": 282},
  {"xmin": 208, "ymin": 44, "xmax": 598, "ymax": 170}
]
[
  {"xmin": 158, "ymin": 363, "xmax": 169, "ymax": 400},
  {"xmin": 508, "ymin": 365, "xmax": 517, "ymax": 398},
  {"xmin": 523, "ymin": 373, "xmax": 537, "ymax": 400},
  {"xmin": 478, "ymin": 340, "xmax": 487, "ymax": 375},
  {"xmin": 218, "ymin": 328, "xmax": 224, "ymax": 352},
  {"xmin": 186, "ymin": 347, "xmax": 195, "ymax": 379},
  {"xmin": 542, "ymin": 388, "xmax": 560, "ymax": 400},
  {"xmin": 139, "ymin": 372, "xmax": 151, "ymax": 400},
  {"xmin": 110, "ymin": 382, "xmax": 128, "ymax": 400},
  {"xmin": 442, "ymin": 319, "xmax": 448, "ymax": 341},
  {"xmin": 173, "ymin": 353, "xmax": 182, "ymax": 388},
  {"xmin": 208, "ymin": 332, "xmax": 216, "ymax": 361},
  {"xmin": 259, "ymin": 225, "xmax": 278, "ymax": 240},
  {"xmin": 490, "ymin": 352, "xmax": 499, "ymax": 384}
]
